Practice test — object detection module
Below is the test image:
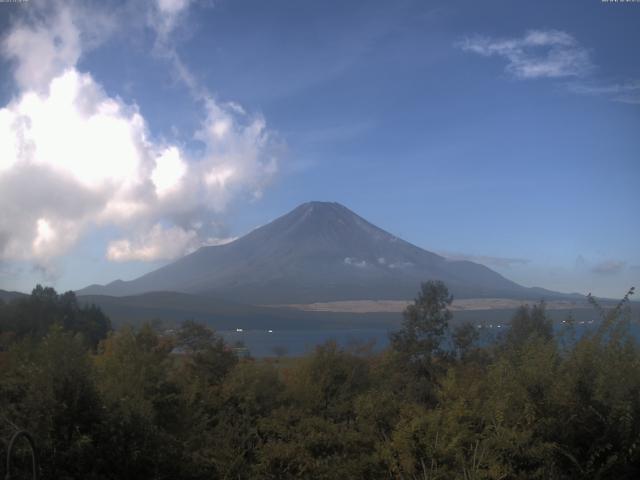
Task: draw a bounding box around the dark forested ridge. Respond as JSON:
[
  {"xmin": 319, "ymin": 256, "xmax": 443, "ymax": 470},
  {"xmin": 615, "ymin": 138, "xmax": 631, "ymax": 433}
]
[
  {"xmin": 1, "ymin": 283, "xmax": 639, "ymax": 479},
  {"xmin": 0, "ymin": 285, "xmax": 110, "ymax": 349},
  {"xmin": 0, "ymin": 289, "xmax": 27, "ymax": 303},
  {"xmin": 75, "ymin": 291, "xmax": 401, "ymax": 330}
]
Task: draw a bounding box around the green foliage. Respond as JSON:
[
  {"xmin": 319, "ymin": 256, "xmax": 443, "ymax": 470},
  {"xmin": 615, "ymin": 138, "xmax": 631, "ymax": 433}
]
[
  {"xmin": 175, "ymin": 319, "xmax": 238, "ymax": 385},
  {"xmin": 1, "ymin": 284, "xmax": 639, "ymax": 479},
  {"xmin": 0, "ymin": 285, "xmax": 111, "ymax": 349},
  {"xmin": 504, "ymin": 302, "xmax": 553, "ymax": 349},
  {"xmin": 452, "ymin": 322, "xmax": 480, "ymax": 360},
  {"xmin": 388, "ymin": 280, "xmax": 454, "ymax": 405},
  {"xmin": 287, "ymin": 341, "xmax": 370, "ymax": 420},
  {"xmin": 391, "ymin": 280, "xmax": 453, "ymax": 358},
  {"xmin": 0, "ymin": 327, "xmax": 102, "ymax": 479}
]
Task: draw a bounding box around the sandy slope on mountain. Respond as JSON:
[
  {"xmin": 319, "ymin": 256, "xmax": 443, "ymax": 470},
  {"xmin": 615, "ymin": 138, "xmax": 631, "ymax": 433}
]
[{"xmin": 271, "ymin": 298, "xmax": 588, "ymax": 313}]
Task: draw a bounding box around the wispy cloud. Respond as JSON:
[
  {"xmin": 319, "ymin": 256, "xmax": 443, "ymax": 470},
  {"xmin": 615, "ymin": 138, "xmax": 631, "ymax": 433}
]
[
  {"xmin": 289, "ymin": 119, "xmax": 376, "ymax": 146},
  {"xmin": 150, "ymin": 0, "xmax": 194, "ymax": 40},
  {"xmin": 440, "ymin": 252, "xmax": 530, "ymax": 268},
  {"xmin": 567, "ymin": 80, "xmax": 640, "ymax": 105},
  {"xmin": 458, "ymin": 30, "xmax": 593, "ymax": 79},
  {"xmin": 591, "ymin": 260, "xmax": 627, "ymax": 275},
  {"xmin": 147, "ymin": 0, "xmax": 208, "ymax": 100},
  {"xmin": 458, "ymin": 29, "xmax": 640, "ymax": 105}
]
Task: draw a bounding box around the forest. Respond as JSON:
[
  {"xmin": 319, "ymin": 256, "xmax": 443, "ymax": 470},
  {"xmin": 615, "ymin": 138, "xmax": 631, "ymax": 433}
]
[{"xmin": 0, "ymin": 282, "xmax": 639, "ymax": 479}]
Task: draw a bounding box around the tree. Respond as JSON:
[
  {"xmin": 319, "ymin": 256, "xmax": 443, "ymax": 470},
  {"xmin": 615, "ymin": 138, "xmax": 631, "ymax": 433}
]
[
  {"xmin": 0, "ymin": 326, "xmax": 103, "ymax": 479},
  {"xmin": 0, "ymin": 286, "xmax": 111, "ymax": 348},
  {"xmin": 388, "ymin": 280, "xmax": 453, "ymax": 404},
  {"xmin": 2, "ymin": 284, "xmax": 639, "ymax": 479},
  {"xmin": 94, "ymin": 324, "xmax": 186, "ymax": 479},
  {"xmin": 175, "ymin": 320, "xmax": 237, "ymax": 385},
  {"xmin": 390, "ymin": 280, "xmax": 453, "ymax": 360},
  {"xmin": 288, "ymin": 341, "xmax": 370, "ymax": 422},
  {"xmin": 452, "ymin": 322, "xmax": 479, "ymax": 360},
  {"xmin": 504, "ymin": 302, "xmax": 553, "ymax": 349}
]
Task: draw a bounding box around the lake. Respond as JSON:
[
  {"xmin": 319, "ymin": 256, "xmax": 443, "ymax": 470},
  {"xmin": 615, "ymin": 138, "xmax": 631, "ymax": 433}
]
[
  {"xmin": 220, "ymin": 328, "xmax": 392, "ymax": 357},
  {"xmin": 220, "ymin": 321, "xmax": 640, "ymax": 357}
]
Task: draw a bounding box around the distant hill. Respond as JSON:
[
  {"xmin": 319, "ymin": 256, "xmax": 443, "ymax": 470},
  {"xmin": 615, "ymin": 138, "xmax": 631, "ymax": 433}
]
[
  {"xmin": 78, "ymin": 201, "xmax": 577, "ymax": 304},
  {"xmin": 0, "ymin": 289, "xmax": 27, "ymax": 303},
  {"xmin": 77, "ymin": 291, "xmax": 400, "ymax": 330},
  {"xmin": 77, "ymin": 291, "xmax": 617, "ymax": 333}
]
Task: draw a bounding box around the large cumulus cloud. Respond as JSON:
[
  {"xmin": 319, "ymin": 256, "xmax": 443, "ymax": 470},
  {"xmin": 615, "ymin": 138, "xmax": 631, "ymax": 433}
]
[{"xmin": 0, "ymin": 0, "xmax": 280, "ymax": 269}]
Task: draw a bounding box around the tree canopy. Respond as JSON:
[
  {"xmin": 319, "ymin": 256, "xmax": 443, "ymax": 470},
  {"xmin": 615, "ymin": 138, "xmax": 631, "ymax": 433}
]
[{"xmin": 1, "ymin": 284, "xmax": 639, "ymax": 479}]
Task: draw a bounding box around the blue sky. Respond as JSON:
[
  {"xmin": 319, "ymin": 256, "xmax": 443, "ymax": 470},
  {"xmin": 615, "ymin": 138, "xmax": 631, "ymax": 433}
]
[{"xmin": 0, "ymin": 0, "xmax": 638, "ymax": 298}]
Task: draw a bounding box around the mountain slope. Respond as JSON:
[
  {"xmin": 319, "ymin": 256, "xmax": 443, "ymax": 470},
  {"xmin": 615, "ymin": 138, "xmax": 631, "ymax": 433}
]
[
  {"xmin": 0, "ymin": 289, "xmax": 28, "ymax": 303},
  {"xmin": 78, "ymin": 202, "xmax": 569, "ymax": 303}
]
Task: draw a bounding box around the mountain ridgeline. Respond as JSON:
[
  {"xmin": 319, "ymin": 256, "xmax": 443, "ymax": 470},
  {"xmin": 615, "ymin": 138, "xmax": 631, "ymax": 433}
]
[{"xmin": 78, "ymin": 202, "xmax": 567, "ymax": 304}]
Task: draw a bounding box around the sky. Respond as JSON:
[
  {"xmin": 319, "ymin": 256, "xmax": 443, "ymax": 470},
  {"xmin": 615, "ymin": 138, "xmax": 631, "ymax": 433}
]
[{"xmin": 0, "ymin": 0, "xmax": 638, "ymax": 298}]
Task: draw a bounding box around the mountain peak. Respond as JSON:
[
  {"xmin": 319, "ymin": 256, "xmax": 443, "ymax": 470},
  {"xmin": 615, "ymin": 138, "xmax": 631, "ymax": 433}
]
[
  {"xmin": 290, "ymin": 201, "xmax": 351, "ymax": 219},
  {"xmin": 77, "ymin": 201, "xmax": 566, "ymax": 303},
  {"xmin": 299, "ymin": 200, "xmax": 343, "ymax": 208},
  {"xmin": 262, "ymin": 201, "xmax": 395, "ymax": 247}
]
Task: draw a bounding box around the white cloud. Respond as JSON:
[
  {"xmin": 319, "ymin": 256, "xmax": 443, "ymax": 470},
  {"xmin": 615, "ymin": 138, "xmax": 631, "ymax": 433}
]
[
  {"xmin": 388, "ymin": 261, "xmax": 413, "ymax": 269},
  {"xmin": 344, "ymin": 257, "xmax": 367, "ymax": 268},
  {"xmin": 2, "ymin": 2, "xmax": 115, "ymax": 92},
  {"xmin": 2, "ymin": 7, "xmax": 80, "ymax": 91},
  {"xmin": 107, "ymin": 224, "xmax": 198, "ymax": 262},
  {"xmin": 33, "ymin": 218, "xmax": 57, "ymax": 257},
  {"xmin": 151, "ymin": 0, "xmax": 193, "ymax": 40},
  {"xmin": 458, "ymin": 29, "xmax": 640, "ymax": 105},
  {"xmin": 0, "ymin": 67, "xmax": 153, "ymax": 264},
  {"xmin": 197, "ymin": 99, "xmax": 279, "ymax": 205},
  {"xmin": 0, "ymin": 1, "xmax": 281, "ymax": 269},
  {"xmin": 1, "ymin": 70, "xmax": 147, "ymax": 189},
  {"xmin": 568, "ymin": 80, "xmax": 640, "ymax": 105},
  {"xmin": 458, "ymin": 30, "xmax": 593, "ymax": 79},
  {"xmin": 146, "ymin": 0, "xmax": 206, "ymax": 99},
  {"xmin": 107, "ymin": 226, "xmax": 238, "ymax": 263},
  {"xmin": 204, "ymin": 236, "xmax": 237, "ymax": 247},
  {"xmin": 151, "ymin": 146, "xmax": 187, "ymax": 197},
  {"xmin": 157, "ymin": 0, "xmax": 192, "ymax": 15}
]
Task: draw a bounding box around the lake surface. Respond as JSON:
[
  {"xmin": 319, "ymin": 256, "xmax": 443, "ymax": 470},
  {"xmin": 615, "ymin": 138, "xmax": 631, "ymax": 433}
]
[
  {"xmin": 220, "ymin": 328, "xmax": 392, "ymax": 357},
  {"xmin": 220, "ymin": 321, "xmax": 640, "ymax": 357}
]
